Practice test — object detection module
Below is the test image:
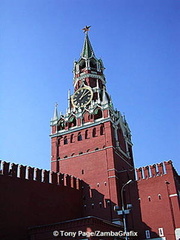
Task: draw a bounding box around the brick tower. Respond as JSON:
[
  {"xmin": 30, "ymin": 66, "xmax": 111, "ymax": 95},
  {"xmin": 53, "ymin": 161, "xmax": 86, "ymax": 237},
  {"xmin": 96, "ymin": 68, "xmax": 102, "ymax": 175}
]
[{"xmin": 50, "ymin": 29, "xmax": 136, "ymax": 223}]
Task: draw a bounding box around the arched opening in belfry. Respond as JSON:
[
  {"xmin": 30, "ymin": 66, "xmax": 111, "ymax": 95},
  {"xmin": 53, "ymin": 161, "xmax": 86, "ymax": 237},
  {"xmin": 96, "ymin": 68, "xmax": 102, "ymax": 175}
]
[
  {"xmin": 68, "ymin": 115, "xmax": 76, "ymax": 128},
  {"xmin": 79, "ymin": 59, "xmax": 86, "ymax": 72},
  {"xmin": 94, "ymin": 108, "xmax": 102, "ymax": 120},
  {"xmin": 90, "ymin": 59, "xmax": 97, "ymax": 70},
  {"xmin": 57, "ymin": 118, "xmax": 65, "ymax": 131}
]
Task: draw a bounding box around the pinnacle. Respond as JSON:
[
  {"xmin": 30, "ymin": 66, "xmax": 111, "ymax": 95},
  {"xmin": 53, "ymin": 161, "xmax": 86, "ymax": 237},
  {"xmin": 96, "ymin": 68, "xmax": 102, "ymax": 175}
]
[{"xmin": 52, "ymin": 103, "xmax": 58, "ymax": 121}]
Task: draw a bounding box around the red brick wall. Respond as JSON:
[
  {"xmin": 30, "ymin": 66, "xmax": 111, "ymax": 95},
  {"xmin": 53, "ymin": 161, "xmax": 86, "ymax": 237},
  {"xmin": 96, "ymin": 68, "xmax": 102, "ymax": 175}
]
[
  {"xmin": 0, "ymin": 161, "xmax": 83, "ymax": 240},
  {"xmin": 136, "ymin": 161, "xmax": 180, "ymax": 240},
  {"xmin": 28, "ymin": 216, "xmax": 123, "ymax": 240},
  {"xmin": 51, "ymin": 120, "xmax": 135, "ymax": 224}
]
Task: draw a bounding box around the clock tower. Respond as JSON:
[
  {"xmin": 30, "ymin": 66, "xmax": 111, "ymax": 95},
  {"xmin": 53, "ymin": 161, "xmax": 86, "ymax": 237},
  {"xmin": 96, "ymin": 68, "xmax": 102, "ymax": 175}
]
[{"xmin": 50, "ymin": 30, "xmax": 135, "ymax": 223}]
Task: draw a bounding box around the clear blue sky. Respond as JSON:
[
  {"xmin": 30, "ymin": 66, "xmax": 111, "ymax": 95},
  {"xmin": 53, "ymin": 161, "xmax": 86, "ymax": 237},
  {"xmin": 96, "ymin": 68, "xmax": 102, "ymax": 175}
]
[{"xmin": 0, "ymin": 0, "xmax": 179, "ymax": 173}]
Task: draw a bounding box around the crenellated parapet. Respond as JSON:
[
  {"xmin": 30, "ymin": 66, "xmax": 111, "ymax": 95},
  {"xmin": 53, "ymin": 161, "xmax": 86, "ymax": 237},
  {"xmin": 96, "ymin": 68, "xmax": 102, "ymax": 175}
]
[
  {"xmin": 0, "ymin": 160, "xmax": 81, "ymax": 190},
  {"xmin": 136, "ymin": 160, "xmax": 173, "ymax": 181}
]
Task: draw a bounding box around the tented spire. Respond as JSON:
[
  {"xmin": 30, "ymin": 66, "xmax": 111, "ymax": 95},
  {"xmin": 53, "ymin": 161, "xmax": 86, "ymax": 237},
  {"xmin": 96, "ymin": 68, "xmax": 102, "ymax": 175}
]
[{"xmin": 81, "ymin": 33, "xmax": 95, "ymax": 59}]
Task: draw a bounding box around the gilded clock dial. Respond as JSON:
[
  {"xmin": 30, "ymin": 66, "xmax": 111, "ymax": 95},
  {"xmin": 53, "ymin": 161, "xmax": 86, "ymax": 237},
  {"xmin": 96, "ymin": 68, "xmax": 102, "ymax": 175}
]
[{"xmin": 72, "ymin": 87, "xmax": 93, "ymax": 107}]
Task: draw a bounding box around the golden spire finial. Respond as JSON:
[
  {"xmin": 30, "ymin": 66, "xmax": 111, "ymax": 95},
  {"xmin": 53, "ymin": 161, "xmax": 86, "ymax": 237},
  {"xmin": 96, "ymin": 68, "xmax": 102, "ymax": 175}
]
[{"xmin": 82, "ymin": 25, "xmax": 91, "ymax": 33}]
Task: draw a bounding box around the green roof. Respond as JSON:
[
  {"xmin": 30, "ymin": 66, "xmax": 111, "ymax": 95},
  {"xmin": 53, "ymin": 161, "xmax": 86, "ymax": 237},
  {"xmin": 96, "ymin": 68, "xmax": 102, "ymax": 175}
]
[{"xmin": 81, "ymin": 33, "xmax": 95, "ymax": 59}]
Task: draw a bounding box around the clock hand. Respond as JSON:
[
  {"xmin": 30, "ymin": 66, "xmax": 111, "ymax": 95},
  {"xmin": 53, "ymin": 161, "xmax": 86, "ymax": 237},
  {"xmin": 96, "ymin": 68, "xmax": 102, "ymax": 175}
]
[{"xmin": 79, "ymin": 90, "xmax": 88, "ymax": 100}]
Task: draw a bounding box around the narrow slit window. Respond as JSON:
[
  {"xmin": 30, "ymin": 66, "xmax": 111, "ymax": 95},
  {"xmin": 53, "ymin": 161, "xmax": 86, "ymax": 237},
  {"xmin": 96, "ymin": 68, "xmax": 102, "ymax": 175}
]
[
  {"xmin": 85, "ymin": 130, "xmax": 88, "ymax": 139},
  {"xmin": 92, "ymin": 128, "xmax": 96, "ymax": 137},
  {"xmin": 70, "ymin": 134, "xmax": 74, "ymax": 143},
  {"xmin": 78, "ymin": 133, "xmax": 82, "ymax": 141},
  {"xmin": 100, "ymin": 125, "xmax": 104, "ymax": 135},
  {"xmin": 64, "ymin": 136, "xmax": 68, "ymax": 145}
]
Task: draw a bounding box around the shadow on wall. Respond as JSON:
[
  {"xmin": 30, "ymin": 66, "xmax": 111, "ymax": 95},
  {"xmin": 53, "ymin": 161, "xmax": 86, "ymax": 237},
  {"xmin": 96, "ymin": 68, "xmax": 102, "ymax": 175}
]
[
  {"xmin": 0, "ymin": 160, "xmax": 83, "ymax": 240},
  {"xmin": 0, "ymin": 160, "xmax": 160, "ymax": 240}
]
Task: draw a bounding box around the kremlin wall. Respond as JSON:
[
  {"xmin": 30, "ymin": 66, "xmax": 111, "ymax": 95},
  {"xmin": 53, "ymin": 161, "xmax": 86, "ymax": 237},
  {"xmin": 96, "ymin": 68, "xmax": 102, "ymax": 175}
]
[{"xmin": 0, "ymin": 159, "xmax": 179, "ymax": 239}]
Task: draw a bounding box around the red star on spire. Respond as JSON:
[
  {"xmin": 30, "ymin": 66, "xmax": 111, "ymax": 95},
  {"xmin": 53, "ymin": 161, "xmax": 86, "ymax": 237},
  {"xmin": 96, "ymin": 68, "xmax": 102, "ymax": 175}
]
[{"xmin": 82, "ymin": 25, "xmax": 91, "ymax": 33}]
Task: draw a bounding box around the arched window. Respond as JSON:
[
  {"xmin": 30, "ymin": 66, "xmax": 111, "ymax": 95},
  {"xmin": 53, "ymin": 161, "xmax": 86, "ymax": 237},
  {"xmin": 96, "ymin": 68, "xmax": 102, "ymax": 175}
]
[
  {"xmin": 106, "ymin": 200, "xmax": 110, "ymax": 207},
  {"xmin": 69, "ymin": 116, "xmax": 76, "ymax": 128},
  {"xmin": 90, "ymin": 59, "xmax": 97, "ymax": 69},
  {"xmin": 57, "ymin": 119, "xmax": 65, "ymax": 131},
  {"xmin": 78, "ymin": 132, "xmax": 82, "ymax": 141},
  {"xmin": 64, "ymin": 136, "xmax": 68, "ymax": 145},
  {"xmin": 85, "ymin": 130, "xmax": 88, "ymax": 139},
  {"xmin": 57, "ymin": 138, "xmax": 61, "ymax": 146},
  {"xmin": 79, "ymin": 60, "xmax": 86, "ymax": 72},
  {"xmin": 70, "ymin": 134, "xmax": 74, "ymax": 143},
  {"xmin": 94, "ymin": 109, "xmax": 102, "ymax": 120},
  {"xmin": 100, "ymin": 124, "xmax": 104, "ymax": 135},
  {"xmin": 92, "ymin": 128, "xmax": 96, "ymax": 137}
]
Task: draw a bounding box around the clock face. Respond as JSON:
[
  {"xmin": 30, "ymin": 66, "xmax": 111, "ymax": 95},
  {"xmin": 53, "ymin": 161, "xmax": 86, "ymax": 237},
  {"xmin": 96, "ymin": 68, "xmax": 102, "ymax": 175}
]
[{"xmin": 72, "ymin": 87, "xmax": 93, "ymax": 108}]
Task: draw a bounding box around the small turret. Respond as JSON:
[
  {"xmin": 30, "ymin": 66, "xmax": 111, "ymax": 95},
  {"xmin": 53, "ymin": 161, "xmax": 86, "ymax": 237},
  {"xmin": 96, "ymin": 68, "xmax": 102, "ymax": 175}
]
[{"xmin": 102, "ymin": 86, "xmax": 109, "ymax": 105}]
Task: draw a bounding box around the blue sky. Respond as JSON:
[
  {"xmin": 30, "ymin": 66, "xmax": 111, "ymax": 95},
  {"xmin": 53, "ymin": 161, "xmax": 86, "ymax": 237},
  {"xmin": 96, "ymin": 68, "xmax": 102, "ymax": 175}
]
[{"xmin": 0, "ymin": 0, "xmax": 179, "ymax": 173}]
